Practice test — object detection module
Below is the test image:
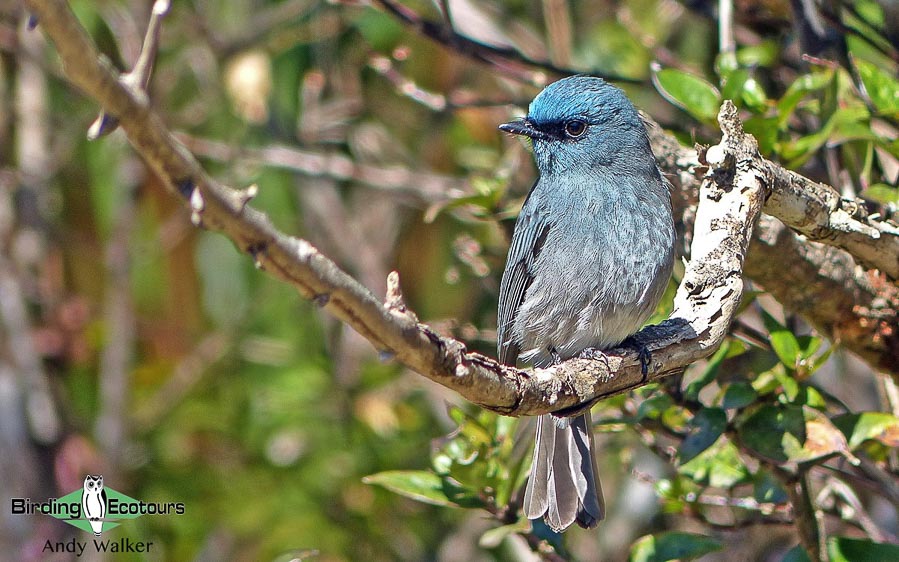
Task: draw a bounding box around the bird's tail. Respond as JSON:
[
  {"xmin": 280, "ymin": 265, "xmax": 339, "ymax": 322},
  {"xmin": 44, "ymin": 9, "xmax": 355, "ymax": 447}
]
[{"xmin": 522, "ymin": 411, "xmax": 604, "ymax": 532}]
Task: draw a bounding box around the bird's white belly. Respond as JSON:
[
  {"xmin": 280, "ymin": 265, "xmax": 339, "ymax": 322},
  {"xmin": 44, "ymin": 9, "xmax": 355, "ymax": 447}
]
[{"xmin": 516, "ymin": 293, "xmax": 651, "ymax": 368}]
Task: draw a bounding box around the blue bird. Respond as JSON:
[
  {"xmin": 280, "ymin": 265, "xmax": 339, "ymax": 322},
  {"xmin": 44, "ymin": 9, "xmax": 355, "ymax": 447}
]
[{"xmin": 497, "ymin": 76, "xmax": 675, "ymax": 532}]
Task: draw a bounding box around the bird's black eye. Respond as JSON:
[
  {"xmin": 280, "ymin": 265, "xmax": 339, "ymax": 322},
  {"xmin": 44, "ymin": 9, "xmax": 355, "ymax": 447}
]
[{"xmin": 564, "ymin": 120, "xmax": 587, "ymax": 138}]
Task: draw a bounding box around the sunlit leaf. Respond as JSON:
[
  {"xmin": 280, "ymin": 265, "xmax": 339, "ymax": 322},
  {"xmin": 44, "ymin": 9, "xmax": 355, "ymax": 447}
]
[
  {"xmin": 654, "ymin": 478, "xmax": 692, "ymax": 514},
  {"xmin": 833, "ymin": 412, "xmax": 899, "ymax": 449},
  {"xmin": 744, "ymin": 115, "xmax": 779, "ymax": 155},
  {"xmin": 863, "ymin": 183, "xmax": 899, "ymax": 205},
  {"xmin": 715, "ymin": 52, "xmax": 739, "ymax": 76},
  {"xmin": 741, "ymin": 77, "xmax": 769, "ymax": 111},
  {"xmin": 776, "ymin": 70, "xmax": 834, "ymax": 127},
  {"xmin": 363, "ymin": 471, "xmax": 458, "ymax": 507},
  {"xmin": 447, "ymin": 406, "xmax": 493, "ymax": 446},
  {"xmin": 762, "ymin": 310, "xmax": 800, "ymax": 368},
  {"xmin": 774, "ymin": 370, "xmax": 800, "ymax": 402},
  {"xmin": 855, "ymin": 58, "xmax": 899, "ymax": 116},
  {"xmin": 797, "ymin": 386, "xmax": 827, "ymax": 410},
  {"xmin": 629, "ymin": 531, "xmax": 723, "ymax": 562},
  {"xmin": 652, "ymin": 67, "xmax": 721, "ymax": 121},
  {"xmin": 661, "ymin": 405, "xmax": 691, "ymax": 433},
  {"xmin": 678, "ymin": 439, "xmax": 748, "ymax": 488},
  {"xmin": 751, "ymin": 370, "xmax": 782, "ymax": 396}
]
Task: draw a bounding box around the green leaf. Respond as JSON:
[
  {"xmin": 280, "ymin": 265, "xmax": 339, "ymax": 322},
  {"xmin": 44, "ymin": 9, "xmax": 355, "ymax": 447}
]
[
  {"xmin": 797, "ymin": 386, "xmax": 827, "ymax": 410},
  {"xmin": 678, "ymin": 439, "xmax": 748, "ymax": 488},
  {"xmin": 795, "ymin": 335, "xmax": 822, "ymax": 360},
  {"xmin": 760, "ymin": 310, "xmax": 798, "ymax": 367},
  {"xmin": 737, "ymin": 405, "xmax": 805, "ymax": 463},
  {"xmin": 774, "ymin": 369, "xmax": 800, "ymax": 402},
  {"xmin": 363, "ymin": 470, "xmax": 458, "ymax": 507},
  {"xmin": 677, "ymin": 408, "xmax": 727, "ymax": 465},
  {"xmin": 852, "ymin": 0, "xmax": 886, "ymax": 27},
  {"xmin": 654, "ymin": 477, "xmax": 700, "ymax": 514},
  {"xmin": 737, "ymin": 40, "xmax": 779, "ymax": 67},
  {"xmin": 652, "ymin": 68, "xmax": 721, "ymax": 121},
  {"xmin": 447, "ymin": 406, "xmax": 493, "ymax": 447},
  {"xmin": 715, "ymin": 52, "xmax": 739, "ymax": 76},
  {"xmin": 769, "ymin": 330, "xmax": 800, "ymax": 369},
  {"xmin": 741, "ymin": 77, "xmax": 769, "ymax": 111},
  {"xmin": 478, "ymin": 519, "xmax": 530, "ymax": 549},
  {"xmin": 738, "ymin": 405, "xmax": 849, "ymax": 463},
  {"xmin": 751, "ymin": 370, "xmax": 781, "ymax": 396},
  {"xmin": 828, "ymin": 537, "xmax": 899, "ymax": 562},
  {"xmin": 661, "ymin": 405, "xmax": 691, "ymax": 433},
  {"xmin": 719, "ymin": 68, "xmax": 748, "ymax": 102},
  {"xmin": 495, "ymin": 440, "xmax": 530, "ymax": 508},
  {"xmin": 629, "ymin": 531, "xmax": 723, "ymax": 562},
  {"xmin": 637, "ymin": 394, "xmax": 674, "ymax": 420},
  {"xmin": 776, "ymin": 70, "xmax": 834, "ymax": 127},
  {"xmin": 722, "ymin": 382, "xmax": 757, "ymax": 410},
  {"xmin": 743, "ymin": 115, "xmax": 780, "ymax": 155},
  {"xmin": 855, "ymin": 58, "xmax": 899, "ymax": 116},
  {"xmin": 863, "ymin": 183, "xmax": 899, "ymax": 205},
  {"xmin": 832, "ymin": 412, "xmax": 899, "ymax": 449},
  {"xmin": 352, "ymin": 10, "xmax": 403, "ymax": 50},
  {"xmin": 684, "ymin": 340, "xmax": 731, "ymax": 401}
]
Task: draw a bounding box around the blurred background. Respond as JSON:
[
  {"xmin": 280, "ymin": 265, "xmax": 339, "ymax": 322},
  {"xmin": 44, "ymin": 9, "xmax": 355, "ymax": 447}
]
[{"xmin": 1, "ymin": 0, "xmax": 898, "ymax": 560}]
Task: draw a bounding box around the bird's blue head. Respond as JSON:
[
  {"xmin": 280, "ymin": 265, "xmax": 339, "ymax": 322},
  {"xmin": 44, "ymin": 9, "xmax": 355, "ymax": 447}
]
[{"xmin": 499, "ymin": 76, "xmax": 655, "ymax": 176}]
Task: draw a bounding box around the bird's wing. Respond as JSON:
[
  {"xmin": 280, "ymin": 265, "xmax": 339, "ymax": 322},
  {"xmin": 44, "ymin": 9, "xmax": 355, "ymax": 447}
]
[{"xmin": 497, "ymin": 184, "xmax": 550, "ymax": 366}]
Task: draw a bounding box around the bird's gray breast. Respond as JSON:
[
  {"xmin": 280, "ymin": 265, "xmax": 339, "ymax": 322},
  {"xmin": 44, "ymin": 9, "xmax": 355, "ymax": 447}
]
[{"xmin": 513, "ymin": 174, "xmax": 674, "ymax": 367}]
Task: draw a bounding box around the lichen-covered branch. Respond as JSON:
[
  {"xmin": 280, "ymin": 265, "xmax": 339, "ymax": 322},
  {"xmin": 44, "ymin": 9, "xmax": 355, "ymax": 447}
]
[
  {"xmin": 760, "ymin": 155, "xmax": 899, "ymax": 280},
  {"xmin": 645, "ymin": 124, "xmax": 899, "ymax": 377}
]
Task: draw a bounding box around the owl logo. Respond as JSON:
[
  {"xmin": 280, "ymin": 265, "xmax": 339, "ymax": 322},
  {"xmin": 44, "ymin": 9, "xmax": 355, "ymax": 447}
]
[{"xmin": 82, "ymin": 475, "xmax": 107, "ymax": 536}]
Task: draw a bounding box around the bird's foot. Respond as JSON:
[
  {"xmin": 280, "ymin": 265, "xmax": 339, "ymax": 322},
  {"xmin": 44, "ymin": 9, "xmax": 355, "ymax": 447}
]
[
  {"xmin": 621, "ymin": 333, "xmax": 652, "ymax": 381},
  {"xmin": 549, "ymin": 345, "xmax": 564, "ymax": 366},
  {"xmin": 578, "ymin": 347, "xmax": 611, "ymax": 371}
]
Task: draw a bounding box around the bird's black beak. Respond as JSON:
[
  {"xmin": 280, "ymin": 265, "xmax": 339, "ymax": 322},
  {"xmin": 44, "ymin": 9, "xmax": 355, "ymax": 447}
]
[{"xmin": 499, "ymin": 119, "xmax": 546, "ymax": 140}]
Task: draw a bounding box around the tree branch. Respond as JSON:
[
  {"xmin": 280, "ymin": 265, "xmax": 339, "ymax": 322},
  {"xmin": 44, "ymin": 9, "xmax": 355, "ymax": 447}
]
[
  {"xmin": 363, "ymin": 0, "xmax": 899, "ymax": 373},
  {"xmin": 745, "ymin": 216, "xmax": 899, "ymax": 374},
  {"xmin": 645, "ymin": 124, "xmax": 899, "ymax": 377},
  {"xmin": 26, "ymin": 0, "xmax": 768, "ymax": 417},
  {"xmin": 760, "ymin": 158, "xmax": 899, "ymax": 280}
]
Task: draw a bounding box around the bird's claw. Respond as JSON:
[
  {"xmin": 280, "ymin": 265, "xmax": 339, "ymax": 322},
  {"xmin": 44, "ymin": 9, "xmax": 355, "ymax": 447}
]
[
  {"xmin": 622, "ymin": 335, "xmax": 652, "ymax": 380},
  {"xmin": 578, "ymin": 347, "xmax": 611, "ymax": 371}
]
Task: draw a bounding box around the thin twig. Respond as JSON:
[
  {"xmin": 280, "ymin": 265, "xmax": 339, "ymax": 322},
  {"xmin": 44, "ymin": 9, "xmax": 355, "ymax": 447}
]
[
  {"xmin": 177, "ymin": 132, "xmax": 470, "ymax": 205},
  {"xmin": 371, "ymin": 0, "xmax": 643, "ymax": 85},
  {"xmin": 782, "ymin": 468, "xmax": 827, "ymax": 562},
  {"xmin": 718, "ymin": 0, "xmax": 734, "ymax": 55}
]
